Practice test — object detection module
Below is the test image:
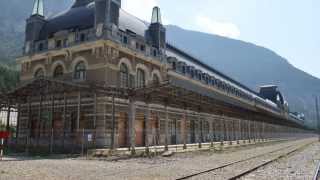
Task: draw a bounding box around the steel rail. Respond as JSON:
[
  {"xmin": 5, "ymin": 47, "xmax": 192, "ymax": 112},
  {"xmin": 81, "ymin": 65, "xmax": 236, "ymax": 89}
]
[
  {"xmin": 228, "ymin": 141, "xmax": 314, "ymax": 180},
  {"xmin": 313, "ymin": 161, "xmax": 320, "ymax": 180},
  {"xmin": 176, "ymin": 141, "xmax": 314, "ymax": 180}
]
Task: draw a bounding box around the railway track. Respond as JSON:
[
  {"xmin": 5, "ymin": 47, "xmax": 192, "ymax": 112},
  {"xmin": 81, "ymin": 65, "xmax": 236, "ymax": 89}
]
[
  {"xmin": 176, "ymin": 140, "xmax": 315, "ymax": 180},
  {"xmin": 313, "ymin": 161, "xmax": 320, "ymax": 180}
]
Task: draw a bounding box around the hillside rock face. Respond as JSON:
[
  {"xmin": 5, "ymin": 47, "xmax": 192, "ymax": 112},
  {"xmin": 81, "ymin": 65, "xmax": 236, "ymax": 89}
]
[{"xmin": 0, "ymin": 1, "xmax": 318, "ymax": 127}]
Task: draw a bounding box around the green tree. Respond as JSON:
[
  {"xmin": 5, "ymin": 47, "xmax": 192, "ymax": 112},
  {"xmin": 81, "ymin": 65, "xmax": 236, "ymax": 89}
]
[{"xmin": 0, "ymin": 64, "xmax": 19, "ymax": 93}]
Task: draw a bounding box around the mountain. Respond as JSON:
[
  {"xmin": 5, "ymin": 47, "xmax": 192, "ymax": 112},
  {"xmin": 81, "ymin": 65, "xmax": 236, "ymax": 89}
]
[
  {"xmin": 0, "ymin": 0, "xmax": 72, "ymax": 61},
  {"xmin": 166, "ymin": 25, "xmax": 320, "ymax": 126},
  {"xmin": 0, "ymin": 1, "xmax": 318, "ymax": 127}
]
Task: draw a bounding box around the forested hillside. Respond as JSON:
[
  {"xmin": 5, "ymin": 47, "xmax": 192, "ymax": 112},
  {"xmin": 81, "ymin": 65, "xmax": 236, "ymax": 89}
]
[{"xmin": 0, "ymin": 64, "xmax": 19, "ymax": 93}]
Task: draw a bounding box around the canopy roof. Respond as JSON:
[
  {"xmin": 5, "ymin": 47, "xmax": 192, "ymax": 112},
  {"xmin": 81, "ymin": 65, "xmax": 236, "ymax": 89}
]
[{"xmin": 5, "ymin": 78, "xmax": 130, "ymax": 103}]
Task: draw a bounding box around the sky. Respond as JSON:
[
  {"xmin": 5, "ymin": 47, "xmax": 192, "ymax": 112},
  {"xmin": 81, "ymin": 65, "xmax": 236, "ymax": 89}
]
[{"xmin": 123, "ymin": 0, "xmax": 320, "ymax": 78}]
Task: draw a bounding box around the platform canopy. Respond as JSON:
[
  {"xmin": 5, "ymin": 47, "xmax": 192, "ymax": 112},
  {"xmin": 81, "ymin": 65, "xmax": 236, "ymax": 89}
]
[
  {"xmin": 132, "ymin": 77, "xmax": 256, "ymax": 119},
  {"xmin": 5, "ymin": 77, "xmax": 130, "ymax": 103},
  {"xmin": 132, "ymin": 76, "xmax": 304, "ymax": 128},
  {"xmin": 1, "ymin": 77, "xmax": 305, "ymax": 129}
]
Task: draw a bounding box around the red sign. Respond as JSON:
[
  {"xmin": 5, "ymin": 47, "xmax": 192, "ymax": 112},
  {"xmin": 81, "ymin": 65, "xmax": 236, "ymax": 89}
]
[{"xmin": 0, "ymin": 131, "xmax": 10, "ymax": 139}]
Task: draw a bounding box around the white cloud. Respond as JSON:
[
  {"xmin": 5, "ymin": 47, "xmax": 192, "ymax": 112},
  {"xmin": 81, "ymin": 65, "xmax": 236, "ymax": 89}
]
[
  {"xmin": 122, "ymin": 0, "xmax": 158, "ymax": 22},
  {"xmin": 195, "ymin": 15, "xmax": 240, "ymax": 39}
]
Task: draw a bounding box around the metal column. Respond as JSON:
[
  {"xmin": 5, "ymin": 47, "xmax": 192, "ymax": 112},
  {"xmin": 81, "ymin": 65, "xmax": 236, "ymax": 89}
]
[
  {"xmin": 111, "ymin": 95, "xmax": 116, "ymax": 149},
  {"xmin": 164, "ymin": 105, "xmax": 169, "ymax": 151},
  {"xmin": 76, "ymin": 92, "xmax": 81, "ymax": 131},
  {"xmin": 128, "ymin": 99, "xmax": 136, "ymax": 154},
  {"xmin": 145, "ymin": 103, "xmax": 150, "ymax": 153}
]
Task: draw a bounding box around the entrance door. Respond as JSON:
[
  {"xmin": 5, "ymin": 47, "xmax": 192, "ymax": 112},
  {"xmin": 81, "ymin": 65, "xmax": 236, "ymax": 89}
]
[
  {"xmin": 135, "ymin": 114, "xmax": 145, "ymax": 147},
  {"xmin": 171, "ymin": 120, "xmax": 177, "ymax": 144},
  {"xmin": 150, "ymin": 115, "xmax": 160, "ymax": 146},
  {"xmin": 118, "ymin": 112, "xmax": 128, "ymax": 147},
  {"xmin": 190, "ymin": 120, "xmax": 196, "ymax": 143}
]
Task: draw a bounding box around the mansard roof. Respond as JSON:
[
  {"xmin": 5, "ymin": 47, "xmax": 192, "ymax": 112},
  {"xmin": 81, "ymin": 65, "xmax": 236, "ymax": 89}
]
[
  {"xmin": 39, "ymin": 3, "xmax": 148, "ymax": 40},
  {"xmin": 37, "ymin": 2, "xmax": 260, "ymax": 99}
]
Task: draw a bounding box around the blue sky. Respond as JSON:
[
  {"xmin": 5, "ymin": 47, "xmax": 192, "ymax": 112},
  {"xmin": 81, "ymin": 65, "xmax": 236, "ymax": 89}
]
[{"xmin": 123, "ymin": 0, "xmax": 320, "ymax": 78}]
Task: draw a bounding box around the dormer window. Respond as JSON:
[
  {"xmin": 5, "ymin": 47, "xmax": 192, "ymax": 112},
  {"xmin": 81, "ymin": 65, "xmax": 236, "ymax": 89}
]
[
  {"xmin": 38, "ymin": 43, "xmax": 44, "ymax": 51},
  {"xmin": 123, "ymin": 36, "xmax": 128, "ymax": 44},
  {"xmin": 182, "ymin": 66, "xmax": 186, "ymax": 74},
  {"xmin": 153, "ymin": 49, "xmax": 157, "ymax": 56},
  {"xmin": 56, "ymin": 40, "xmax": 62, "ymax": 48},
  {"xmin": 63, "ymin": 39, "xmax": 68, "ymax": 47},
  {"xmin": 186, "ymin": 66, "xmax": 190, "ymax": 74},
  {"xmin": 190, "ymin": 69, "xmax": 195, "ymax": 78},
  {"xmin": 80, "ymin": 33, "xmax": 86, "ymax": 42},
  {"xmin": 197, "ymin": 72, "xmax": 202, "ymax": 81},
  {"xmin": 172, "ymin": 61, "xmax": 176, "ymax": 70},
  {"xmin": 205, "ymin": 76, "xmax": 209, "ymax": 84},
  {"xmin": 140, "ymin": 45, "xmax": 146, "ymax": 51}
]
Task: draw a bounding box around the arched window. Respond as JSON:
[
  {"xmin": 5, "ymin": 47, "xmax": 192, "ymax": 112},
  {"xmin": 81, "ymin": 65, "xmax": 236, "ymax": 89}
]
[
  {"xmin": 74, "ymin": 62, "xmax": 86, "ymax": 80},
  {"xmin": 153, "ymin": 74, "xmax": 160, "ymax": 84},
  {"xmin": 34, "ymin": 68, "xmax": 44, "ymax": 78},
  {"xmin": 53, "ymin": 65, "xmax": 64, "ymax": 78},
  {"xmin": 120, "ymin": 63, "xmax": 129, "ymax": 88},
  {"xmin": 136, "ymin": 69, "xmax": 146, "ymax": 88}
]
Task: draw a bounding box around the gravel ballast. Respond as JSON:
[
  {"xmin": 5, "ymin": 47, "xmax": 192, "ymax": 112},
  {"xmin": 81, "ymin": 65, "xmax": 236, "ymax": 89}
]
[{"xmin": 0, "ymin": 138, "xmax": 317, "ymax": 180}]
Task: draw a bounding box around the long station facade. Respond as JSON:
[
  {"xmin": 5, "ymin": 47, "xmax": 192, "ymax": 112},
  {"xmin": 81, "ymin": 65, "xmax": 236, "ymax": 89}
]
[{"xmin": 2, "ymin": 0, "xmax": 309, "ymax": 153}]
